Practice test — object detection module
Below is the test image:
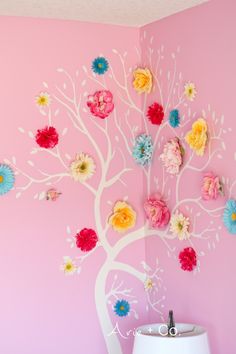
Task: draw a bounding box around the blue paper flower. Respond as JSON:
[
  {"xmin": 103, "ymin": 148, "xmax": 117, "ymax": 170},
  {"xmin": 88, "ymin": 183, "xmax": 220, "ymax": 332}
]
[
  {"xmin": 92, "ymin": 57, "xmax": 109, "ymax": 75},
  {"xmin": 169, "ymin": 109, "xmax": 180, "ymax": 128},
  {"xmin": 114, "ymin": 299, "xmax": 130, "ymax": 317},
  {"xmin": 132, "ymin": 134, "xmax": 153, "ymax": 166},
  {"xmin": 223, "ymin": 199, "xmax": 236, "ymax": 234},
  {"xmin": 0, "ymin": 164, "xmax": 15, "ymax": 195}
]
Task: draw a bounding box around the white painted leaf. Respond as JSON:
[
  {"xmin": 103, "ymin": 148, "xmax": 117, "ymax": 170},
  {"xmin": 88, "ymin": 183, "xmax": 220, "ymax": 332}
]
[
  {"xmin": 83, "ymin": 91, "xmax": 88, "ymax": 97},
  {"xmin": 134, "ymin": 313, "xmax": 139, "ymax": 320},
  {"xmin": 28, "ymin": 131, "xmax": 34, "ymax": 138},
  {"xmin": 123, "ymin": 51, "xmax": 127, "ymax": 57},
  {"xmin": 27, "ymin": 160, "xmax": 34, "ymax": 167},
  {"xmin": 70, "ymin": 243, "xmax": 74, "ymax": 248},
  {"xmin": 3, "ymin": 158, "xmax": 10, "ymax": 164},
  {"xmin": 82, "ymin": 65, "xmax": 87, "ymax": 73},
  {"xmin": 39, "ymin": 110, "xmax": 47, "ymax": 116},
  {"xmin": 199, "ymin": 251, "xmax": 205, "ymax": 256},
  {"xmin": 63, "ymin": 83, "xmax": 66, "ymax": 90},
  {"xmin": 12, "ymin": 156, "xmax": 16, "ymax": 164},
  {"xmin": 62, "ymin": 127, "xmax": 68, "ymax": 136},
  {"xmin": 202, "ymin": 109, "xmax": 206, "ymax": 118},
  {"xmin": 57, "ymin": 68, "xmax": 63, "ymax": 72},
  {"xmin": 77, "ymin": 267, "xmax": 81, "ymax": 274},
  {"xmin": 38, "ymin": 191, "xmax": 45, "ymax": 200},
  {"xmin": 54, "ymin": 109, "xmax": 59, "ymax": 117},
  {"xmin": 18, "ymin": 127, "xmax": 25, "ymax": 133},
  {"xmin": 171, "ymin": 52, "xmax": 175, "ymax": 59},
  {"xmin": 107, "ymin": 200, "xmax": 112, "ymax": 205},
  {"xmin": 221, "ymin": 115, "xmax": 225, "ymax": 124},
  {"xmin": 30, "ymin": 149, "xmax": 37, "ymax": 155},
  {"xmin": 221, "ymin": 142, "xmax": 226, "ymax": 150},
  {"xmin": 112, "ymin": 49, "xmax": 118, "ymax": 54},
  {"xmin": 14, "ymin": 171, "xmax": 19, "ymax": 175},
  {"xmin": 208, "ymin": 104, "xmax": 211, "ymax": 112},
  {"xmin": 76, "ymin": 70, "xmax": 79, "ymax": 77},
  {"xmin": 65, "ymin": 153, "xmax": 71, "ymax": 160},
  {"xmin": 216, "ymin": 233, "xmax": 220, "ymax": 242},
  {"xmin": 66, "ymin": 226, "xmax": 71, "ymax": 235},
  {"xmin": 167, "ymin": 71, "xmax": 170, "ymax": 81},
  {"xmin": 141, "ymin": 261, "xmax": 151, "ymax": 272},
  {"xmin": 33, "ymin": 193, "xmax": 38, "ymax": 200},
  {"xmin": 123, "ymin": 196, "xmax": 128, "ymax": 201},
  {"xmin": 43, "ymin": 81, "xmax": 48, "ymax": 88},
  {"xmin": 16, "ymin": 192, "xmax": 21, "ymax": 199},
  {"xmin": 150, "ymin": 36, "xmax": 154, "ymax": 44},
  {"xmin": 143, "ymin": 30, "xmax": 146, "ymax": 39},
  {"xmin": 81, "ymin": 80, "xmax": 86, "ymax": 87},
  {"xmin": 83, "ymin": 108, "xmax": 87, "ymax": 113},
  {"xmin": 217, "ymin": 154, "xmax": 222, "ymax": 159}
]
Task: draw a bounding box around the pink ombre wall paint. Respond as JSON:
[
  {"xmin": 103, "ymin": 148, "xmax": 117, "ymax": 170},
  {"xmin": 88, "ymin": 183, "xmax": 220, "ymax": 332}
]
[{"xmin": 0, "ymin": 0, "xmax": 236, "ymax": 353}]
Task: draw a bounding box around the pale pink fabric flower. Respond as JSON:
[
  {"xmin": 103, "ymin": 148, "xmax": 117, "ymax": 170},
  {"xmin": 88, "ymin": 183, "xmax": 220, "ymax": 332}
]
[
  {"xmin": 202, "ymin": 172, "xmax": 223, "ymax": 200},
  {"xmin": 160, "ymin": 137, "xmax": 184, "ymax": 175},
  {"xmin": 144, "ymin": 194, "xmax": 170, "ymax": 228},
  {"xmin": 87, "ymin": 90, "xmax": 114, "ymax": 119}
]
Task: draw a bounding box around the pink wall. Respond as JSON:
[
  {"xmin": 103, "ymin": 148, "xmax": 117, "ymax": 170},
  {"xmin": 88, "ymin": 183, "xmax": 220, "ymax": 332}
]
[
  {"xmin": 0, "ymin": 1, "xmax": 236, "ymax": 353},
  {"xmin": 141, "ymin": 1, "xmax": 236, "ymax": 354}
]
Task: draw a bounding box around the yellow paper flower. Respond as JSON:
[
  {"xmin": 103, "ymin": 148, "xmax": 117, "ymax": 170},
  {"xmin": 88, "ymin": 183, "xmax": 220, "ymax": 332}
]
[
  {"xmin": 60, "ymin": 257, "xmax": 77, "ymax": 275},
  {"xmin": 35, "ymin": 92, "xmax": 51, "ymax": 107},
  {"xmin": 144, "ymin": 278, "xmax": 154, "ymax": 291},
  {"xmin": 108, "ymin": 201, "xmax": 136, "ymax": 233},
  {"xmin": 133, "ymin": 68, "xmax": 152, "ymax": 94},
  {"xmin": 184, "ymin": 82, "xmax": 197, "ymax": 101},
  {"xmin": 185, "ymin": 118, "xmax": 208, "ymax": 156},
  {"xmin": 70, "ymin": 153, "xmax": 96, "ymax": 182},
  {"xmin": 170, "ymin": 210, "xmax": 190, "ymax": 240}
]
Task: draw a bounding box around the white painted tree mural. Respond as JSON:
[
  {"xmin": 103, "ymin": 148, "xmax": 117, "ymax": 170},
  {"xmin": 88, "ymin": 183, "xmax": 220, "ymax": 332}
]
[{"xmin": 5, "ymin": 36, "xmax": 234, "ymax": 354}]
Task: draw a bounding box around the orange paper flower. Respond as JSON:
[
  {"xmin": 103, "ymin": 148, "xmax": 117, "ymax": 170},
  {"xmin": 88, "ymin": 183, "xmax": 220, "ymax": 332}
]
[{"xmin": 108, "ymin": 201, "xmax": 136, "ymax": 233}]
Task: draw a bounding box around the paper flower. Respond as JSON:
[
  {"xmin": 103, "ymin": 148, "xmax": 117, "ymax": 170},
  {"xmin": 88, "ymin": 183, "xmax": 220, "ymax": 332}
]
[
  {"xmin": 60, "ymin": 256, "xmax": 77, "ymax": 275},
  {"xmin": 147, "ymin": 102, "xmax": 164, "ymax": 125},
  {"xmin": 160, "ymin": 137, "xmax": 184, "ymax": 175},
  {"xmin": 87, "ymin": 90, "xmax": 114, "ymax": 119},
  {"xmin": 75, "ymin": 228, "xmax": 98, "ymax": 252},
  {"xmin": 35, "ymin": 92, "xmax": 52, "ymax": 107},
  {"xmin": 223, "ymin": 199, "xmax": 236, "ymax": 234},
  {"xmin": 132, "ymin": 134, "xmax": 153, "ymax": 166},
  {"xmin": 184, "ymin": 82, "xmax": 197, "ymax": 101},
  {"xmin": 144, "ymin": 278, "xmax": 154, "ymax": 291},
  {"xmin": 133, "ymin": 68, "xmax": 152, "ymax": 94},
  {"xmin": 179, "ymin": 247, "xmax": 197, "ymax": 271},
  {"xmin": 144, "ymin": 194, "xmax": 170, "ymax": 228},
  {"xmin": 92, "ymin": 56, "xmax": 109, "ymax": 75},
  {"xmin": 170, "ymin": 210, "xmax": 190, "ymax": 240},
  {"xmin": 108, "ymin": 201, "xmax": 136, "ymax": 233},
  {"xmin": 114, "ymin": 299, "xmax": 130, "ymax": 317},
  {"xmin": 169, "ymin": 109, "xmax": 180, "ymax": 128},
  {"xmin": 202, "ymin": 172, "xmax": 223, "ymax": 200},
  {"xmin": 46, "ymin": 188, "xmax": 62, "ymax": 201},
  {"xmin": 0, "ymin": 164, "xmax": 15, "ymax": 195},
  {"xmin": 185, "ymin": 118, "xmax": 208, "ymax": 156},
  {"xmin": 70, "ymin": 153, "xmax": 95, "ymax": 182},
  {"xmin": 35, "ymin": 126, "xmax": 59, "ymax": 149}
]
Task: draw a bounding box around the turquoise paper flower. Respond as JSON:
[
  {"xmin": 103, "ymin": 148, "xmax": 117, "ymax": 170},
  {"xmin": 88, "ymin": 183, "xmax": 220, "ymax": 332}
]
[
  {"xmin": 92, "ymin": 57, "xmax": 109, "ymax": 75},
  {"xmin": 132, "ymin": 134, "xmax": 153, "ymax": 166},
  {"xmin": 223, "ymin": 199, "xmax": 236, "ymax": 234},
  {"xmin": 114, "ymin": 299, "xmax": 130, "ymax": 317},
  {"xmin": 169, "ymin": 109, "xmax": 180, "ymax": 128},
  {"xmin": 0, "ymin": 164, "xmax": 15, "ymax": 195}
]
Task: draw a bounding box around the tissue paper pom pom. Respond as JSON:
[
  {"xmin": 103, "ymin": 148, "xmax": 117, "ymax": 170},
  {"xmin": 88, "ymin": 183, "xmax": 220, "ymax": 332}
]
[
  {"xmin": 179, "ymin": 247, "xmax": 197, "ymax": 271},
  {"xmin": 92, "ymin": 57, "xmax": 109, "ymax": 75},
  {"xmin": 35, "ymin": 126, "xmax": 59, "ymax": 149},
  {"xmin": 147, "ymin": 102, "xmax": 164, "ymax": 125},
  {"xmin": 75, "ymin": 228, "xmax": 98, "ymax": 252},
  {"xmin": 223, "ymin": 199, "xmax": 236, "ymax": 234},
  {"xmin": 144, "ymin": 194, "xmax": 170, "ymax": 228},
  {"xmin": 132, "ymin": 134, "xmax": 153, "ymax": 166},
  {"xmin": 169, "ymin": 109, "xmax": 180, "ymax": 128},
  {"xmin": 114, "ymin": 299, "xmax": 130, "ymax": 317},
  {"xmin": 87, "ymin": 90, "xmax": 114, "ymax": 119}
]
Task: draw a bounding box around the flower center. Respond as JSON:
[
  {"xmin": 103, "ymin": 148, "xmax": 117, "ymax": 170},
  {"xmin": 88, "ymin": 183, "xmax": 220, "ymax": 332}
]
[
  {"xmin": 98, "ymin": 63, "xmax": 103, "ymax": 68},
  {"xmin": 120, "ymin": 306, "xmax": 125, "ymax": 311},
  {"xmin": 178, "ymin": 222, "xmax": 183, "ymax": 231},
  {"xmin": 188, "ymin": 88, "xmax": 192, "ymax": 94},
  {"xmin": 66, "ymin": 264, "xmax": 72, "ymax": 270},
  {"xmin": 0, "ymin": 175, "xmax": 4, "ymax": 183},
  {"xmin": 231, "ymin": 213, "xmax": 236, "ymax": 221},
  {"xmin": 79, "ymin": 162, "xmax": 87, "ymax": 173}
]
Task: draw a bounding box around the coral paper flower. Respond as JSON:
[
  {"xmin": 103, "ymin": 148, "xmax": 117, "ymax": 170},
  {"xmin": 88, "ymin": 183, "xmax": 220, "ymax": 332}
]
[
  {"xmin": 60, "ymin": 256, "xmax": 77, "ymax": 275},
  {"xmin": 0, "ymin": 164, "xmax": 15, "ymax": 195},
  {"xmin": 92, "ymin": 56, "xmax": 109, "ymax": 75},
  {"xmin": 46, "ymin": 188, "xmax": 62, "ymax": 201},
  {"xmin": 170, "ymin": 210, "xmax": 190, "ymax": 240},
  {"xmin": 35, "ymin": 92, "xmax": 51, "ymax": 107},
  {"xmin": 147, "ymin": 102, "xmax": 164, "ymax": 125},
  {"xmin": 144, "ymin": 278, "xmax": 154, "ymax": 291},
  {"xmin": 87, "ymin": 90, "xmax": 114, "ymax": 119},
  {"xmin": 185, "ymin": 118, "xmax": 208, "ymax": 156},
  {"xmin": 144, "ymin": 194, "xmax": 170, "ymax": 228},
  {"xmin": 169, "ymin": 109, "xmax": 180, "ymax": 128},
  {"xmin": 108, "ymin": 201, "xmax": 136, "ymax": 233},
  {"xmin": 35, "ymin": 126, "xmax": 59, "ymax": 149},
  {"xmin": 179, "ymin": 247, "xmax": 197, "ymax": 272},
  {"xmin": 184, "ymin": 82, "xmax": 197, "ymax": 101},
  {"xmin": 114, "ymin": 299, "xmax": 130, "ymax": 317},
  {"xmin": 223, "ymin": 199, "xmax": 236, "ymax": 234},
  {"xmin": 202, "ymin": 172, "xmax": 223, "ymax": 201},
  {"xmin": 133, "ymin": 68, "xmax": 152, "ymax": 94},
  {"xmin": 75, "ymin": 228, "xmax": 98, "ymax": 252},
  {"xmin": 70, "ymin": 153, "xmax": 95, "ymax": 182},
  {"xmin": 132, "ymin": 134, "xmax": 153, "ymax": 166},
  {"xmin": 160, "ymin": 137, "xmax": 184, "ymax": 175}
]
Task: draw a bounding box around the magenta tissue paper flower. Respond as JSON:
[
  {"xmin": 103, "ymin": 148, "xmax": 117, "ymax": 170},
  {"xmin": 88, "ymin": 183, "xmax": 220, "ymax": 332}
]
[{"xmin": 87, "ymin": 90, "xmax": 114, "ymax": 119}]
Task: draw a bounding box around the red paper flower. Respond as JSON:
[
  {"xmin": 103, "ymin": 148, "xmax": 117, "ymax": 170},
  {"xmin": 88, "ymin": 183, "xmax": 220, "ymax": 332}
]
[
  {"xmin": 75, "ymin": 228, "xmax": 98, "ymax": 252},
  {"xmin": 179, "ymin": 247, "xmax": 197, "ymax": 271},
  {"xmin": 35, "ymin": 126, "xmax": 59, "ymax": 149},
  {"xmin": 147, "ymin": 102, "xmax": 164, "ymax": 125}
]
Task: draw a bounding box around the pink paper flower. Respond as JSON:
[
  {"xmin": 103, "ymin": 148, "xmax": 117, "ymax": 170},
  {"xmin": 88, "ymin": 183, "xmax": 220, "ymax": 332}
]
[
  {"xmin": 87, "ymin": 90, "xmax": 114, "ymax": 119},
  {"xmin": 202, "ymin": 172, "xmax": 223, "ymax": 200},
  {"xmin": 144, "ymin": 194, "xmax": 170, "ymax": 228},
  {"xmin": 179, "ymin": 247, "xmax": 197, "ymax": 272},
  {"xmin": 160, "ymin": 137, "xmax": 184, "ymax": 175}
]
